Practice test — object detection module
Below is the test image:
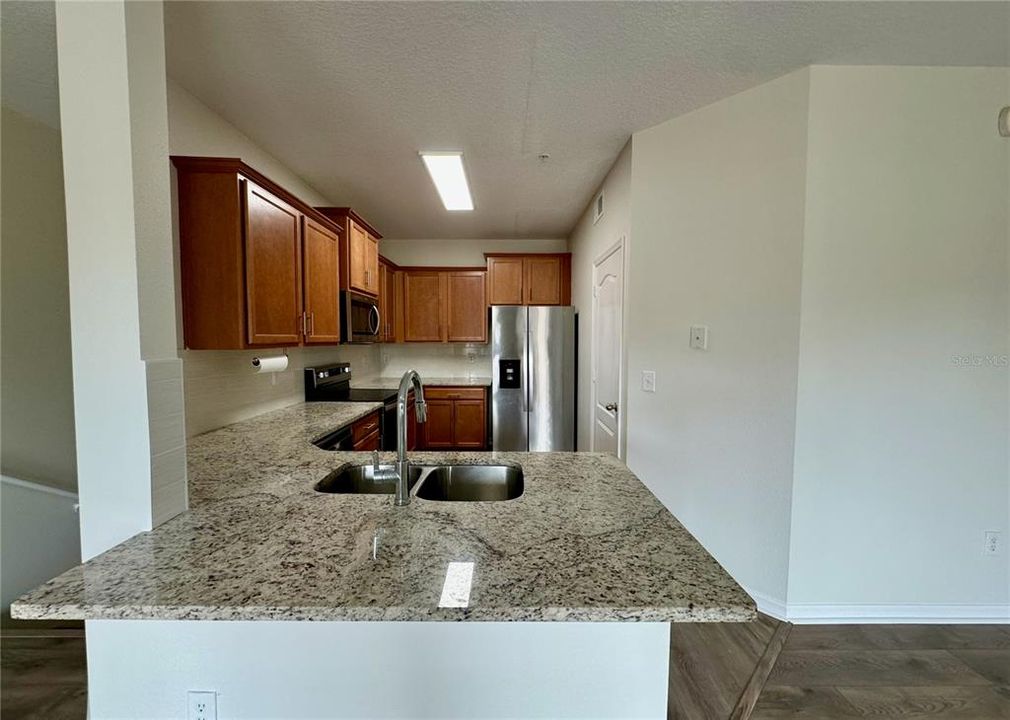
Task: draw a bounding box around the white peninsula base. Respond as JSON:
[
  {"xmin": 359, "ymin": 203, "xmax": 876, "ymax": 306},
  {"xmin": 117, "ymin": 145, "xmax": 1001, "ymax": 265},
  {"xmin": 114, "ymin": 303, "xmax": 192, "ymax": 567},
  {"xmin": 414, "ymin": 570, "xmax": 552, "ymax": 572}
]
[{"xmin": 86, "ymin": 620, "xmax": 671, "ymax": 719}]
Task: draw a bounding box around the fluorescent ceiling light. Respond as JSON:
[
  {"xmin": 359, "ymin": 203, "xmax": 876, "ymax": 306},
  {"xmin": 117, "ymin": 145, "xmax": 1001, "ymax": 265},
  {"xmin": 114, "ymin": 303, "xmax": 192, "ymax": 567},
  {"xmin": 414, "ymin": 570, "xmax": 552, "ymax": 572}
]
[{"xmin": 420, "ymin": 152, "xmax": 474, "ymax": 211}]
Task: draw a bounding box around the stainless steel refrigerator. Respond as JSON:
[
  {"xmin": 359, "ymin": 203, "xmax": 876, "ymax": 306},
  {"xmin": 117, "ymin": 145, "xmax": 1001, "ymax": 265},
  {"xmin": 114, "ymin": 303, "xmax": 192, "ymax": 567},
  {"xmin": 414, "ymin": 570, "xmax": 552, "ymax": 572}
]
[{"xmin": 491, "ymin": 306, "xmax": 576, "ymax": 451}]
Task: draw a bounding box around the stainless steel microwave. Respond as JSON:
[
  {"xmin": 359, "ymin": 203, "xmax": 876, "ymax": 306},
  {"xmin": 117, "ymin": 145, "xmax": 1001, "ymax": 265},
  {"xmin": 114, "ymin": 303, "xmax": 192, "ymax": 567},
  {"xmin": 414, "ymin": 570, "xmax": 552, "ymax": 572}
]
[{"xmin": 341, "ymin": 290, "xmax": 380, "ymax": 343}]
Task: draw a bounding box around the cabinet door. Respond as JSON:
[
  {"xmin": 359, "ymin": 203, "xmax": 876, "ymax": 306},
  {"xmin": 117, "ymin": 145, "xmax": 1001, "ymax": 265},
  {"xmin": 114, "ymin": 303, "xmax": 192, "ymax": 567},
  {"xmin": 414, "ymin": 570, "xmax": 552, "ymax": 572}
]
[
  {"xmin": 446, "ymin": 271, "xmax": 487, "ymax": 342},
  {"xmin": 422, "ymin": 399, "xmax": 454, "ymax": 449},
  {"xmin": 487, "ymin": 256, "xmax": 525, "ymax": 305},
  {"xmin": 302, "ymin": 217, "xmax": 341, "ymax": 344},
  {"xmin": 378, "ymin": 260, "xmax": 396, "ymax": 342},
  {"xmin": 353, "ymin": 430, "xmax": 380, "ymax": 452},
  {"xmin": 524, "ymin": 256, "xmax": 562, "ymax": 305},
  {"xmin": 366, "ymin": 235, "xmax": 380, "ymax": 294},
  {"xmin": 348, "ymin": 220, "xmax": 370, "ymax": 294},
  {"xmin": 403, "ymin": 271, "xmax": 444, "ymax": 342},
  {"xmin": 244, "ymin": 181, "xmax": 303, "ymax": 345},
  {"xmin": 453, "ymin": 398, "xmax": 486, "ymax": 449}
]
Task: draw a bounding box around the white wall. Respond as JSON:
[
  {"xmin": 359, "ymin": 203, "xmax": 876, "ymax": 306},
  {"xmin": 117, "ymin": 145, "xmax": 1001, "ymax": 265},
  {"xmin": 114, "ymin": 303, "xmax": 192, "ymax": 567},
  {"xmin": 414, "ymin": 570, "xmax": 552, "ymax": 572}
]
[
  {"xmin": 0, "ymin": 106, "xmax": 78, "ymax": 493},
  {"xmin": 167, "ymin": 80, "xmax": 331, "ymax": 206},
  {"xmin": 379, "ymin": 238, "xmax": 566, "ymax": 266},
  {"xmin": 787, "ymin": 66, "xmax": 1010, "ymax": 618},
  {"xmin": 625, "ymin": 69, "xmax": 810, "ymax": 611},
  {"xmin": 567, "ymin": 141, "xmax": 632, "ymax": 455},
  {"xmin": 0, "ymin": 477, "xmax": 80, "ymax": 614}
]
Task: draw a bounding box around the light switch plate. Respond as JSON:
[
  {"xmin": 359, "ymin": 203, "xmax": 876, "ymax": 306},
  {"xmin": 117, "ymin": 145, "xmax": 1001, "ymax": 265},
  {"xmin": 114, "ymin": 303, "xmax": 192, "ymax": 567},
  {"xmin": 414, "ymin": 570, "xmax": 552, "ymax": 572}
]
[
  {"xmin": 690, "ymin": 325, "xmax": 708, "ymax": 350},
  {"xmin": 641, "ymin": 371, "xmax": 656, "ymax": 393}
]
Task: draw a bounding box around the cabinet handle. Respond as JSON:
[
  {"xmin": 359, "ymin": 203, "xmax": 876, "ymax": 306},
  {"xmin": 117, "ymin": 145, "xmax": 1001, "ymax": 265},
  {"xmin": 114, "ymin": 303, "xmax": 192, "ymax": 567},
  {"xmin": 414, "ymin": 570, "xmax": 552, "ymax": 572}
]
[
  {"xmin": 309, "ymin": 312, "xmax": 314, "ymax": 337},
  {"xmin": 300, "ymin": 312, "xmax": 307, "ymax": 338}
]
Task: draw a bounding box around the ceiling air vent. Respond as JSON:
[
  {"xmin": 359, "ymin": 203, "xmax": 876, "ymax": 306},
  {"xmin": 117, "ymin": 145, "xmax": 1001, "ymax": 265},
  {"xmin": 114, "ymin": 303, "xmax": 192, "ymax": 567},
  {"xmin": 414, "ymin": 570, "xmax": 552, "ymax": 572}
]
[{"xmin": 593, "ymin": 190, "xmax": 604, "ymax": 225}]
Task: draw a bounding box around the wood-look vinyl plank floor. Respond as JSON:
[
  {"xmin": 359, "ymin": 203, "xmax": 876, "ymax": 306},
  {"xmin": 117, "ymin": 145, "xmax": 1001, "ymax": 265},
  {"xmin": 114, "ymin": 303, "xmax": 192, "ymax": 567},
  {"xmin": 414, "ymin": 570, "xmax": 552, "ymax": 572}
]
[
  {"xmin": 753, "ymin": 684, "xmax": 1010, "ymax": 720},
  {"xmin": 668, "ymin": 614, "xmax": 780, "ymax": 719},
  {"xmin": 837, "ymin": 685, "xmax": 1010, "ymax": 719},
  {"xmin": 1, "ymin": 634, "xmax": 87, "ymax": 720},
  {"xmin": 948, "ymin": 650, "xmax": 1010, "ymax": 685},
  {"xmin": 766, "ymin": 649, "xmax": 992, "ymax": 687}
]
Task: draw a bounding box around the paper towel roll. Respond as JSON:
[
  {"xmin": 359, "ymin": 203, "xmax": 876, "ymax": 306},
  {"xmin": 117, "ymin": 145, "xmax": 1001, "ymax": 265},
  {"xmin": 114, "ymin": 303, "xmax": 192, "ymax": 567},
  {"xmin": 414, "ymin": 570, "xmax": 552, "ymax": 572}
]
[{"xmin": 252, "ymin": 355, "xmax": 288, "ymax": 373}]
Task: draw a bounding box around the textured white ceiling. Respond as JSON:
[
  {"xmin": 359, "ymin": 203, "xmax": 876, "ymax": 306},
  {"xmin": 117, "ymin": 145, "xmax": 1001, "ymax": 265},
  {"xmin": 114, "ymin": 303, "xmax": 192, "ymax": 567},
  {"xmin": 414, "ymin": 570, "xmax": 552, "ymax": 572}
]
[
  {"xmin": 163, "ymin": 2, "xmax": 1008, "ymax": 239},
  {"xmin": 5, "ymin": 3, "xmax": 1007, "ymax": 239}
]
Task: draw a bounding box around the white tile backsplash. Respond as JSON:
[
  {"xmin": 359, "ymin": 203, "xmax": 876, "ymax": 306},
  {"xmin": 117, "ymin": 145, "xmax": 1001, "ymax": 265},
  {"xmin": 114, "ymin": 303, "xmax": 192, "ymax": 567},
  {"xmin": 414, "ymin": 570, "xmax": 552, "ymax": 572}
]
[
  {"xmin": 182, "ymin": 344, "xmax": 380, "ymax": 436},
  {"xmin": 182, "ymin": 343, "xmax": 489, "ymax": 438},
  {"xmin": 376, "ymin": 343, "xmax": 492, "ymax": 381},
  {"xmin": 146, "ymin": 358, "xmax": 187, "ymax": 524}
]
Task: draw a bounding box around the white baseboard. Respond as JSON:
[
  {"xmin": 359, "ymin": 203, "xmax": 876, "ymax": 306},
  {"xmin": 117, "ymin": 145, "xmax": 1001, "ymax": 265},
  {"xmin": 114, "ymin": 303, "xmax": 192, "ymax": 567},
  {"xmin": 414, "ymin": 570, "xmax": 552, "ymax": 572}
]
[
  {"xmin": 742, "ymin": 586, "xmax": 788, "ymax": 621},
  {"xmin": 786, "ymin": 603, "xmax": 1010, "ymax": 624}
]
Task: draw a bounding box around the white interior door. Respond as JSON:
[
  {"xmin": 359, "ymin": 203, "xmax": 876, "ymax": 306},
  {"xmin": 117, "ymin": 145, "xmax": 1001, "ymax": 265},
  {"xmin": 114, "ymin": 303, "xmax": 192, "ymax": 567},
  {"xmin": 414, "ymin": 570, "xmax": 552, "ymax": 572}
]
[{"xmin": 592, "ymin": 240, "xmax": 624, "ymax": 457}]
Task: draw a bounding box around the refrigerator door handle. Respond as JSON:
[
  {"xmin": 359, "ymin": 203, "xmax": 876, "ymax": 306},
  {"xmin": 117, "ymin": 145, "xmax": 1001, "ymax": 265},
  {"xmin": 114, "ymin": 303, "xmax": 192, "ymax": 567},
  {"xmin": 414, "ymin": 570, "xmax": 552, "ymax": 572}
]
[{"xmin": 521, "ymin": 347, "xmax": 528, "ymax": 412}]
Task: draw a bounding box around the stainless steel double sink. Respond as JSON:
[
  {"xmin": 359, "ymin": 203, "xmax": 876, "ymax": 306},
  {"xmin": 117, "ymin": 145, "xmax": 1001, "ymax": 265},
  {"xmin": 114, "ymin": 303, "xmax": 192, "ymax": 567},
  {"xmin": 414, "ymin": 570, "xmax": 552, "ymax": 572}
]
[{"xmin": 314, "ymin": 464, "xmax": 524, "ymax": 502}]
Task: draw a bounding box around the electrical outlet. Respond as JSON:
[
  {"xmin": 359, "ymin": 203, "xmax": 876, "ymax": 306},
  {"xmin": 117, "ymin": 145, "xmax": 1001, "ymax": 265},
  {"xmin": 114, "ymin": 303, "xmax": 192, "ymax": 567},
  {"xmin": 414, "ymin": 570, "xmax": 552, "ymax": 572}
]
[
  {"xmin": 188, "ymin": 691, "xmax": 217, "ymax": 720},
  {"xmin": 983, "ymin": 531, "xmax": 1001, "ymax": 556},
  {"xmin": 690, "ymin": 325, "xmax": 708, "ymax": 350},
  {"xmin": 641, "ymin": 370, "xmax": 656, "ymax": 393}
]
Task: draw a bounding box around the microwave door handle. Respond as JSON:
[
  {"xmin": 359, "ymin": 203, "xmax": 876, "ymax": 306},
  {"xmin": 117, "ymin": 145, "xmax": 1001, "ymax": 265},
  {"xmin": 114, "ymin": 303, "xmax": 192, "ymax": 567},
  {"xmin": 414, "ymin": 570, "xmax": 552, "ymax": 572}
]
[{"xmin": 369, "ymin": 305, "xmax": 381, "ymax": 335}]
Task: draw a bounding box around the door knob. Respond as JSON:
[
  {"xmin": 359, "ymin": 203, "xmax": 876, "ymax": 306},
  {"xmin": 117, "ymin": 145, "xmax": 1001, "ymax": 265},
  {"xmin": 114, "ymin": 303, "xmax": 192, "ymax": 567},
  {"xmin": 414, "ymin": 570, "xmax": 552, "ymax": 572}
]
[{"xmin": 605, "ymin": 402, "xmax": 618, "ymax": 413}]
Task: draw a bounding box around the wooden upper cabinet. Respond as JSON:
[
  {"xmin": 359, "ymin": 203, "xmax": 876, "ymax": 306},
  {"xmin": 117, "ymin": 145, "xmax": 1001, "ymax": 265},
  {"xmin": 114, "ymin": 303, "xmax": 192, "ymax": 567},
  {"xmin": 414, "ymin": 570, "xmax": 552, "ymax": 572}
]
[
  {"xmin": 402, "ymin": 271, "xmax": 445, "ymax": 342},
  {"xmin": 446, "ymin": 271, "xmax": 487, "ymax": 342},
  {"xmin": 348, "ymin": 221, "xmax": 369, "ymax": 294},
  {"xmin": 172, "ymin": 157, "xmax": 344, "ymax": 350},
  {"xmin": 377, "ymin": 257, "xmax": 397, "ymax": 342},
  {"xmin": 524, "ymin": 256, "xmax": 563, "ymax": 305},
  {"xmin": 399, "ymin": 267, "xmax": 488, "ymax": 343},
  {"xmin": 302, "ymin": 216, "xmax": 341, "ymax": 344},
  {"xmin": 365, "ymin": 234, "xmax": 380, "ymax": 294},
  {"xmin": 243, "ymin": 181, "xmax": 303, "ymax": 346},
  {"xmin": 315, "ymin": 208, "xmax": 383, "ymax": 298},
  {"xmin": 485, "ymin": 253, "xmax": 571, "ymax": 306},
  {"xmin": 487, "ymin": 256, "xmax": 525, "ymax": 305}
]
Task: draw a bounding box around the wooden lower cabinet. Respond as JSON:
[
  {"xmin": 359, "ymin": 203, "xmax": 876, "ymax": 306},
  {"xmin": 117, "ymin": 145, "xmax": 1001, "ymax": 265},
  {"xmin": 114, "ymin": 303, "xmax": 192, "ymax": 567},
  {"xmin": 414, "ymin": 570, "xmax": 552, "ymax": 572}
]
[
  {"xmin": 420, "ymin": 387, "xmax": 487, "ymax": 450},
  {"xmin": 421, "ymin": 398, "xmax": 455, "ymax": 449},
  {"xmin": 453, "ymin": 399, "xmax": 487, "ymax": 449},
  {"xmin": 351, "ymin": 410, "xmax": 382, "ymax": 451}
]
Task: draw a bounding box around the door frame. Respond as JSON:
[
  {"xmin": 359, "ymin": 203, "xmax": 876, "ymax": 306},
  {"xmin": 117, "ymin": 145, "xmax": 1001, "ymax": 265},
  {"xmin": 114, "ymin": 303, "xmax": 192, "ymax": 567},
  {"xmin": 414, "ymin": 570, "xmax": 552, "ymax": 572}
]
[{"xmin": 590, "ymin": 236, "xmax": 626, "ymax": 458}]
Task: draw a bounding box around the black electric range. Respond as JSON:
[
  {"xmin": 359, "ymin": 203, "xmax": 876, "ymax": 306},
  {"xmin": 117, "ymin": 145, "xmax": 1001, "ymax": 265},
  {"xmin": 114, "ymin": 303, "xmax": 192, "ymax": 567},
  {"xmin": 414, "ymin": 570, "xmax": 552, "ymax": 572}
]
[{"xmin": 305, "ymin": 363, "xmax": 399, "ymax": 450}]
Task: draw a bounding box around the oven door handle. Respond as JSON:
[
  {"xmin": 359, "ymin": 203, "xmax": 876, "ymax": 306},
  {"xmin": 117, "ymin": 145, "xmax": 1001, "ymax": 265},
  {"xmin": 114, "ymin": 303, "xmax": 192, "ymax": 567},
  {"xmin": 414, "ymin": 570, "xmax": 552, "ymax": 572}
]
[{"xmin": 368, "ymin": 305, "xmax": 381, "ymax": 335}]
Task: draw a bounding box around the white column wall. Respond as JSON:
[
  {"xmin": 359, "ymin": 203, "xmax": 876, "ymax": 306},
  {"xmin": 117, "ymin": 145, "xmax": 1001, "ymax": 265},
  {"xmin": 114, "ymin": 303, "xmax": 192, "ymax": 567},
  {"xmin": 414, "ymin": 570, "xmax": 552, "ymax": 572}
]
[{"xmin": 55, "ymin": 0, "xmax": 154, "ymax": 559}]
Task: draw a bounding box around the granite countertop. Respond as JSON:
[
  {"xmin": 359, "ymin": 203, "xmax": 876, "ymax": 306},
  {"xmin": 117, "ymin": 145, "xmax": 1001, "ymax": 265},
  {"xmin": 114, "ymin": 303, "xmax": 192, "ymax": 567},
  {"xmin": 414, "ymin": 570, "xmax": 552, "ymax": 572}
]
[
  {"xmin": 354, "ymin": 375, "xmax": 492, "ymax": 390},
  {"xmin": 12, "ymin": 402, "xmax": 755, "ymax": 623}
]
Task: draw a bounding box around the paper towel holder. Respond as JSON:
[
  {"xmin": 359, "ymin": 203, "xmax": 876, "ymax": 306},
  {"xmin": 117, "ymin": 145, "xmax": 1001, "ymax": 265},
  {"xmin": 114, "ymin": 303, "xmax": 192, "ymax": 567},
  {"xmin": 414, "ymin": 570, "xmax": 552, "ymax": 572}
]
[{"xmin": 251, "ymin": 351, "xmax": 289, "ymax": 371}]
